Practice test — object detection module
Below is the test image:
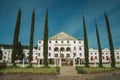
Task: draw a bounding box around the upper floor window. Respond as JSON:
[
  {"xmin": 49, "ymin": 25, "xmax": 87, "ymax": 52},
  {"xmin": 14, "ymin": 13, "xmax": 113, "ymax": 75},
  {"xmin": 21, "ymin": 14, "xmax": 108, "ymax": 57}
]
[
  {"xmin": 74, "ymin": 47, "xmax": 76, "ymax": 50},
  {"xmin": 39, "ymin": 41, "xmax": 41, "ymax": 43},
  {"xmin": 79, "ymin": 47, "xmax": 81, "ymax": 50},
  {"xmin": 55, "ymin": 54, "xmax": 58, "ymax": 57},
  {"xmin": 66, "ymin": 47, "xmax": 71, "ymax": 51},
  {"xmin": 54, "ymin": 47, "xmax": 59, "ymax": 51},
  {"xmin": 74, "ymin": 41, "xmax": 76, "ymax": 43},
  {"xmin": 67, "ymin": 54, "xmax": 70, "ymax": 57},
  {"xmin": 49, "ymin": 47, "xmax": 51, "ymax": 50},
  {"xmin": 67, "ymin": 41, "xmax": 69, "ymax": 43},
  {"xmin": 49, "ymin": 41, "xmax": 51, "ymax": 43},
  {"xmin": 38, "ymin": 53, "xmax": 40, "ymax": 56},
  {"xmin": 80, "ymin": 53, "xmax": 82, "ymax": 56},
  {"xmin": 60, "ymin": 47, "xmax": 65, "ymax": 51},
  {"xmin": 49, "ymin": 53, "xmax": 51, "ymax": 57},
  {"xmin": 56, "ymin": 41, "xmax": 58, "ymax": 43},
  {"xmin": 61, "ymin": 40, "xmax": 63, "ymax": 43},
  {"xmin": 38, "ymin": 47, "xmax": 41, "ymax": 50}
]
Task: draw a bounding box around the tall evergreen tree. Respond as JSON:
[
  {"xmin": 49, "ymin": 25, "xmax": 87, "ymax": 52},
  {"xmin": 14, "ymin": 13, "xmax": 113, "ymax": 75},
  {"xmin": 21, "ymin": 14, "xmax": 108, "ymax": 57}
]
[
  {"xmin": 83, "ymin": 16, "xmax": 89, "ymax": 67},
  {"xmin": 95, "ymin": 18, "xmax": 102, "ymax": 67},
  {"xmin": 0, "ymin": 48, "xmax": 3, "ymax": 60},
  {"xmin": 12, "ymin": 8, "xmax": 21, "ymax": 66},
  {"xmin": 104, "ymin": 12, "xmax": 115, "ymax": 67},
  {"xmin": 16, "ymin": 42, "xmax": 23, "ymax": 60},
  {"xmin": 43, "ymin": 8, "xmax": 48, "ymax": 67},
  {"xmin": 29, "ymin": 10, "xmax": 35, "ymax": 67}
]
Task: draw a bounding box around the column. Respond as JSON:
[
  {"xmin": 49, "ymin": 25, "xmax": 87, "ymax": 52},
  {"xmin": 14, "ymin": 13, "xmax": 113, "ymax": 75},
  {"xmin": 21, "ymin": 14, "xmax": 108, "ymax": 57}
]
[
  {"xmin": 78, "ymin": 58, "xmax": 80, "ymax": 66},
  {"xmin": 73, "ymin": 58, "xmax": 75, "ymax": 67},
  {"xmin": 22, "ymin": 58, "xmax": 25, "ymax": 67},
  {"xmin": 38, "ymin": 58, "xmax": 40, "ymax": 67},
  {"xmin": 59, "ymin": 58, "xmax": 61, "ymax": 67},
  {"xmin": 54, "ymin": 59, "xmax": 56, "ymax": 66}
]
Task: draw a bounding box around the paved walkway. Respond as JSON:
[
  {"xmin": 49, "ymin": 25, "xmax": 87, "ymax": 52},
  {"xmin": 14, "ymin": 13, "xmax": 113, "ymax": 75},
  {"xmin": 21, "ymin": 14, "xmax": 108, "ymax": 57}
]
[{"xmin": 59, "ymin": 66, "xmax": 80, "ymax": 76}]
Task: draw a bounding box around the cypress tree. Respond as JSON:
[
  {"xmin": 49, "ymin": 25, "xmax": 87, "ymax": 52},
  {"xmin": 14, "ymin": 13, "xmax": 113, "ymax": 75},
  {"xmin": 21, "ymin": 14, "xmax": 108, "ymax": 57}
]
[
  {"xmin": 95, "ymin": 18, "xmax": 102, "ymax": 67},
  {"xmin": 43, "ymin": 8, "xmax": 48, "ymax": 67},
  {"xmin": 29, "ymin": 10, "xmax": 35, "ymax": 67},
  {"xmin": 83, "ymin": 16, "xmax": 89, "ymax": 67},
  {"xmin": 104, "ymin": 12, "xmax": 115, "ymax": 67},
  {"xmin": 12, "ymin": 8, "xmax": 21, "ymax": 66}
]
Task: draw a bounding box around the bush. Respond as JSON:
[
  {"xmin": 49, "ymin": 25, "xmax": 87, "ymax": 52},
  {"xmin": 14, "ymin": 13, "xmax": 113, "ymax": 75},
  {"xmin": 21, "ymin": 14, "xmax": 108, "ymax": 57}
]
[
  {"xmin": 0, "ymin": 66, "xmax": 60, "ymax": 75},
  {"xmin": 75, "ymin": 66, "xmax": 120, "ymax": 74},
  {"xmin": 0, "ymin": 63, "xmax": 6, "ymax": 68}
]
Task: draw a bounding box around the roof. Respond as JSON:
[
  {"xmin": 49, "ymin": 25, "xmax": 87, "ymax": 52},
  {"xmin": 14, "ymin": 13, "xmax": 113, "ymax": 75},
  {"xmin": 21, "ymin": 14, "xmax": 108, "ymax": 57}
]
[{"xmin": 49, "ymin": 32, "xmax": 78, "ymax": 40}]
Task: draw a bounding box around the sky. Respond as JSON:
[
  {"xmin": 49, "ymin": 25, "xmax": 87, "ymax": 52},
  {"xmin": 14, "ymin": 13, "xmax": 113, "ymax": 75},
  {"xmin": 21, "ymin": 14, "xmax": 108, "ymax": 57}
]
[{"xmin": 0, "ymin": 0, "xmax": 120, "ymax": 49}]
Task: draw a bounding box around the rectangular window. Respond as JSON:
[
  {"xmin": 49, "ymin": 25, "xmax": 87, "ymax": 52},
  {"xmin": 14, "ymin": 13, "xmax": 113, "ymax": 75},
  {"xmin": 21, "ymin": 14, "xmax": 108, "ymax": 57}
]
[
  {"xmin": 61, "ymin": 40, "xmax": 63, "ymax": 43},
  {"xmin": 95, "ymin": 56, "xmax": 97, "ymax": 59},
  {"xmin": 55, "ymin": 54, "xmax": 58, "ymax": 57},
  {"xmin": 67, "ymin": 54, "xmax": 70, "ymax": 57},
  {"xmin": 56, "ymin": 41, "xmax": 58, "ymax": 43},
  {"xmin": 39, "ymin": 41, "xmax": 41, "ymax": 43},
  {"xmin": 106, "ymin": 56, "xmax": 109, "ymax": 60},
  {"xmin": 49, "ymin": 53, "xmax": 51, "ymax": 57},
  {"xmin": 67, "ymin": 41, "xmax": 69, "ymax": 43},
  {"xmin": 74, "ymin": 47, "xmax": 76, "ymax": 50},
  {"xmin": 117, "ymin": 56, "xmax": 119, "ymax": 59},
  {"xmin": 49, "ymin": 47, "xmax": 51, "ymax": 50},
  {"xmin": 74, "ymin": 41, "xmax": 76, "ymax": 43},
  {"xmin": 91, "ymin": 56, "xmax": 93, "ymax": 61},
  {"xmin": 49, "ymin": 41, "xmax": 51, "ymax": 43},
  {"xmin": 80, "ymin": 53, "xmax": 82, "ymax": 56},
  {"xmin": 102, "ymin": 56, "xmax": 104, "ymax": 59},
  {"xmin": 79, "ymin": 47, "xmax": 81, "ymax": 50}
]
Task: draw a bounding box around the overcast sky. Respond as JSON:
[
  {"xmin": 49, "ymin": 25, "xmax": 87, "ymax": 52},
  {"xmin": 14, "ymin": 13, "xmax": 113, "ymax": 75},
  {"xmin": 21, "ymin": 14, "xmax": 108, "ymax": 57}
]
[{"xmin": 0, "ymin": 0, "xmax": 120, "ymax": 48}]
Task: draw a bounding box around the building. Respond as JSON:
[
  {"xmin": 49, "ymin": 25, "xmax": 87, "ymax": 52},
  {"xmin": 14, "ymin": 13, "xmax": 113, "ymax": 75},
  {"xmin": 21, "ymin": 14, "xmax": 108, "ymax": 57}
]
[{"xmin": 0, "ymin": 32, "xmax": 120, "ymax": 66}]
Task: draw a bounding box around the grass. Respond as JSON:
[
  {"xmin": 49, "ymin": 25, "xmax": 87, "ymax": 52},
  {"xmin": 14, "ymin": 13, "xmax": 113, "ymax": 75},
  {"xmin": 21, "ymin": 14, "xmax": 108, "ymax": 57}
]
[
  {"xmin": 76, "ymin": 66, "xmax": 120, "ymax": 74},
  {"xmin": 0, "ymin": 66, "xmax": 60, "ymax": 75}
]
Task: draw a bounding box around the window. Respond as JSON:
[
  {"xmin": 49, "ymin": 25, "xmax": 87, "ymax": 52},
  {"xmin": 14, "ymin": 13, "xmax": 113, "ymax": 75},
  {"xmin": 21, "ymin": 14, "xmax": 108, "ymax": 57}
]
[
  {"xmin": 4, "ymin": 56, "xmax": 6, "ymax": 59},
  {"xmin": 73, "ymin": 53, "xmax": 76, "ymax": 57},
  {"xmin": 49, "ymin": 41, "xmax": 51, "ymax": 43},
  {"xmin": 54, "ymin": 47, "xmax": 59, "ymax": 51},
  {"xmin": 67, "ymin": 54, "xmax": 70, "ymax": 57},
  {"xmin": 106, "ymin": 56, "xmax": 109, "ymax": 60},
  {"xmin": 55, "ymin": 54, "xmax": 58, "ymax": 57},
  {"xmin": 67, "ymin": 41, "xmax": 69, "ymax": 43},
  {"xmin": 74, "ymin": 41, "xmax": 76, "ymax": 43},
  {"xmin": 117, "ymin": 53, "xmax": 119, "ymax": 54},
  {"xmin": 35, "ymin": 56, "xmax": 37, "ymax": 60},
  {"xmin": 117, "ymin": 56, "xmax": 119, "ymax": 59},
  {"xmin": 60, "ymin": 47, "xmax": 65, "ymax": 51},
  {"xmin": 80, "ymin": 53, "xmax": 82, "ymax": 57},
  {"xmin": 49, "ymin": 47, "xmax": 51, "ymax": 50},
  {"xmin": 102, "ymin": 56, "xmax": 104, "ymax": 59},
  {"xmin": 106, "ymin": 53, "xmax": 108, "ymax": 54},
  {"xmin": 38, "ymin": 47, "xmax": 41, "ymax": 50},
  {"xmin": 38, "ymin": 53, "xmax": 40, "ymax": 56},
  {"xmin": 79, "ymin": 47, "xmax": 81, "ymax": 50},
  {"xmin": 61, "ymin": 40, "xmax": 63, "ymax": 43},
  {"xmin": 39, "ymin": 41, "xmax": 41, "ymax": 43},
  {"xmin": 95, "ymin": 53, "xmax": 97, "ymax": 55},
  {"xmin": 91, "ymin": 53, "xmax": 93, "ymax": 55},
  {"xmin": 49, "ymin": 53, "xmax": 51, "ymax": 57},
  {"xmin": 91, "ymin": 56, "xmax": 93, "ymax": 61},
  {"xmin": 79, "ymin": 41, "xmax": 81, "ymax": 43},
  {"xmin": 56, "ymin": 41, "xmax": 58, "ymax": 43},
  {"xmin": 66, "ymin": 47, "xmax": 71, "ymax": 51},
  {"xmin": 74, "ymin": 47, "xmax": 75, "ymax": 50},
  {"xmin": 95, "ymin": 56, "xmax": 97, "ymax": 59}
]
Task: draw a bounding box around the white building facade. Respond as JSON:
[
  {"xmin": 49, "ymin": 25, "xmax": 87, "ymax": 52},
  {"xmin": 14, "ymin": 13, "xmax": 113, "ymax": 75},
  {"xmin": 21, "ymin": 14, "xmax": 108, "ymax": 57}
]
[{"xmin": 0, "ymin": 32, "xmax": 120, "ymax": 66}]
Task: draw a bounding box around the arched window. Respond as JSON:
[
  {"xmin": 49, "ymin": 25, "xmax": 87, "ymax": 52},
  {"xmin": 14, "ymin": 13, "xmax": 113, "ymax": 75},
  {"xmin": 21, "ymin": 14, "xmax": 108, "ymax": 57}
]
[
  {"xmin": 66, "ymin": 47, "xmax": 71, "ymax": 51},
  {"xmin": 60, "ymin": 47, "xmax": 65, "ymax": 51},
  {"xmin": 54, "ymin": 47, "xmax": 59, "ymax": 51}
]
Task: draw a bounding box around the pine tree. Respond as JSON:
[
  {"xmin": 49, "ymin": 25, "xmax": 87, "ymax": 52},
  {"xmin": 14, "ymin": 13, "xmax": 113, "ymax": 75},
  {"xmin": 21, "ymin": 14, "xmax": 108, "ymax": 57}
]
[
  {"xmin": 104, "ymin": 12, "xmax": 115, "ymax": 67},
  {"xmin": 95, "ymin": 18, "xmax": 102, "ymax": 67},
  {"xmin": 29, "ymin": 10, "xmax": 35, "ymax": 67},
  {"xmin": 16, "ymin": 42, "xmax": 23, "ymax": 60},
  {"xmin": 43, "ymin": 8, "xmax": 49, "ymax": 67},
  {"xmin": 12, "ymin": 8, "xmax": 21, "ymax": 66},
  {"xmin": 83, "ymin": 16, "xmax": 89, "ymax": 67}
]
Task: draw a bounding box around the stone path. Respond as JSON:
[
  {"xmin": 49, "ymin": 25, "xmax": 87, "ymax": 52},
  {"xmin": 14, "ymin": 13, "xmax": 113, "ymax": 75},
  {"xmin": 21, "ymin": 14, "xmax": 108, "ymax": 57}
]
[{"xmin": 59, "ymin": 66, "xmax": 79, "ymax": 76}]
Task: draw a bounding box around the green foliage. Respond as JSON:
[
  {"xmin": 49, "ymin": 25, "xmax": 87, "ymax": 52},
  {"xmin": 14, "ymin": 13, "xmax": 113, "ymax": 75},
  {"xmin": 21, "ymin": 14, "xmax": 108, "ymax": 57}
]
[
  {"xmin": 12, "ymin": 8, "xmax": 21, "ymax": 66},
  {"xmin": 0, "ymin": 48, "xmax": 3, "ymax": 60},
  {"xmin": 43, "ymin": 8, "xmax": 49, "ymax": 67},
  {"xmin": 95, "ymin": 18, "xmax": 102, "ymax": 67},
  {"xmin": 16, "ymin": 42, "xmax": 23, "ymax": 60},
  {"xmin": 29, "ymin": 10, "xmax": 35, "ymax": 67},
  {"xmin": 76, "ymin": 66, "xmax": 120, "ymax": 74},
  {"xmin": 83, "ymin": 16, "xmax": 89, "ymax": 67},
  {"xmin": 0, "ymin": 67, "xmax": 59, "ymax": 75},
  {"xmin": 104, "ymin": 12, "xmax": 115, "ymax": 67}
]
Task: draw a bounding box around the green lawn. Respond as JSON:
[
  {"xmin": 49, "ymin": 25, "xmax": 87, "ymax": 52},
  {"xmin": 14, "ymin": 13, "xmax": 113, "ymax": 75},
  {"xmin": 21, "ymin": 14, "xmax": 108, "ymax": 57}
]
[{"xmin": 0, "ymin": 66, "xmax": 60, "ymax": 75}]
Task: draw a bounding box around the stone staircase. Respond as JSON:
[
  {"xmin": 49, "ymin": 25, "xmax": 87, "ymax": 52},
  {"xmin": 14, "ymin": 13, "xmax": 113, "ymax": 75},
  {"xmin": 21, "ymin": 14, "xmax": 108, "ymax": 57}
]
[{"xmin": 59, "ymin": 66, "xmax": 79, "ymax": 76}]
